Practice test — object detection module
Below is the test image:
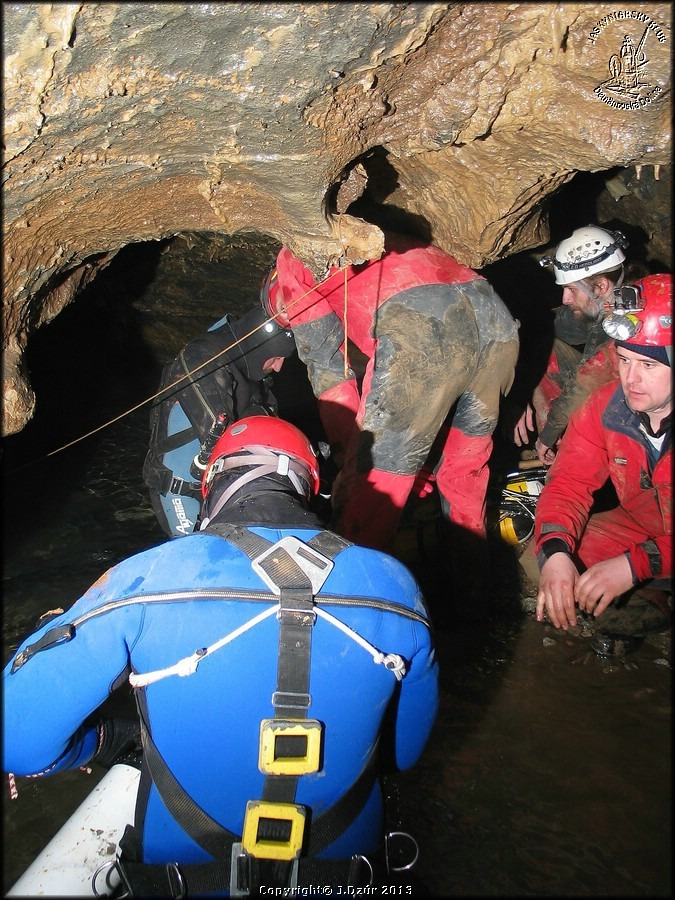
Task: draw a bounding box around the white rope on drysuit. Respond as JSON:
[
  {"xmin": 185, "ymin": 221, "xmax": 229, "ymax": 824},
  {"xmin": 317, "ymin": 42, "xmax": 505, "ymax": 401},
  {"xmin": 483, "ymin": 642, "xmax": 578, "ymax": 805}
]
[
  {"xmin": 128, "ymin": 601, "xmax": 407, "ymax": 688},
  {"xmin": 128, "ymin": 605, "xmax": 277, "ymax": 688},
  {"xmin": 314, "ymin": 607, "xmax": 407, "ymax": 680}
]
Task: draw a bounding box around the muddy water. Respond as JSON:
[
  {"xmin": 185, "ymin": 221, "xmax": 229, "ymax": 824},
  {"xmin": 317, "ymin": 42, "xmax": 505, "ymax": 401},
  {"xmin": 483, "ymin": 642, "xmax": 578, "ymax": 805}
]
[{"xmin": 2, "ymin": 236, "xmax": 671, "ymax": 896}]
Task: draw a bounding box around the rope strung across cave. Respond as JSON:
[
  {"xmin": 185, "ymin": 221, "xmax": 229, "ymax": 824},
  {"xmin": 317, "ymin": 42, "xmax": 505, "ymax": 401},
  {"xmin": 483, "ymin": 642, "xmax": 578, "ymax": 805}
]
[
  {"xmin": 336, "ymin": 215, "xmax": 351, "ymax": 381},
  {"xmin": 5, "ymin": 264, "xmax": 348, "ymax": 475}
]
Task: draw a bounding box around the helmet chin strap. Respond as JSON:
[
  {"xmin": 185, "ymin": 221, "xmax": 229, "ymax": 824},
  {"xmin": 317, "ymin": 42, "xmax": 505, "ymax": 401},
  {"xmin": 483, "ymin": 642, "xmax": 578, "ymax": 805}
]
[
  {"xmin": 575, "ymin": 279, "xmax": 596, "ymax": 300},
  {"xmin": 576, "ymin": 268, "xmax": 624, "ymax": 316},
  {"xmin": 201, "ymin": 448, "xmax": 311, "ymax": 529}
]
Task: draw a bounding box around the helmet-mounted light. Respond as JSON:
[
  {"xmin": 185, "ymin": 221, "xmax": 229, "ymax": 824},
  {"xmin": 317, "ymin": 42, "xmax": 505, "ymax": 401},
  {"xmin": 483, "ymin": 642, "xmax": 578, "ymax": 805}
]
[
  {"xmin": 603, "ymin": 312, "xmax": 642, "ymax": 341},
  {"xmin": 602, "ymin": 284, "xmax": 646, "ymax": 340},
  {"xmin": 610, "ymin": 285, "xmax": 644, "ymax": 313}
]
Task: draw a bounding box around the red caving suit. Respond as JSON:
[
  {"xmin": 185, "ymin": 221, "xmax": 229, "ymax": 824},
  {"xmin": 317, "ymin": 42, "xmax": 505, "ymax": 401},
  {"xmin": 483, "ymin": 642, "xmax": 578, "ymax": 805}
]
[
  {"xmin": 533, "ymin": 309, "xmax": 618, "ymax": 450},
  {"xmin": 274, "ymin": 235, "xmax": 520, "ymax": 550},
  {"xmin": 534, "ymin": 380, "xmax": 672, "ymax": 581}
]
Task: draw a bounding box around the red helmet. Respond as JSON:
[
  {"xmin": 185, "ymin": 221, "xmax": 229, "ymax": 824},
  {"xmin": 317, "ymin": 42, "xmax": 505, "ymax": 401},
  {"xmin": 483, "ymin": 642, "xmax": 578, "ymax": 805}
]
[
  {"xmin": 603, "ymin": 274, "xmax": 672, "ymax": 363},
  {"xmin": 630, "ymin": 274, "xmax": 672, "ymax": 347},
  {"xmin": 202, "ymin": 416, "xmax": 320, "ymax": 501},
  {"xmin": 260, "ymin": 265, "xmax": 290, "ymax": 326}
]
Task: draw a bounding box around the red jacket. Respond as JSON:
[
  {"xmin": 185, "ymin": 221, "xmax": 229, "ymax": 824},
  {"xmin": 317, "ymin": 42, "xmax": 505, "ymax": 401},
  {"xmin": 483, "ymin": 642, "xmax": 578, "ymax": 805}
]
[
  {"xmin": 274, "ymin": 238, "xmax": 486, "ymax": 451},
  {"xmin": 534, "ymin": 380, "xmax": 672, "ymax": 580},
  {"xmin": 275, "ymin": 238, "xmax": 480, "ymax": 350}
]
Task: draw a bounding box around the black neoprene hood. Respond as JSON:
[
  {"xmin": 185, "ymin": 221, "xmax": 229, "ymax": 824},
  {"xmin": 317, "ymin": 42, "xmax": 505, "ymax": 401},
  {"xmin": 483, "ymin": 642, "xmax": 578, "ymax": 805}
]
[{"xmin": 226, "ymin": 306, "xmax": 296, "ymax": 380}]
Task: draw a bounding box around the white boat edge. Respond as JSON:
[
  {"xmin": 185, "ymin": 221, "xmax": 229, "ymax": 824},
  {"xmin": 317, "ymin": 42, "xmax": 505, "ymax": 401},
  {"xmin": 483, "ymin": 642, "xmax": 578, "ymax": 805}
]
[{"xmin": 8, "ymin": 763, "xmax": 140, "ymax": 897}]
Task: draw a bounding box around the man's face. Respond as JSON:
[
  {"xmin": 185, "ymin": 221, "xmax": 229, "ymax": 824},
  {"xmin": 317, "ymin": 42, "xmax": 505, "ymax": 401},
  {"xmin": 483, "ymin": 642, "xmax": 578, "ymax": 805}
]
[
  {"xmin": 561, "ymin": 281, "xmax": 607, "ymax": 322},
  {"xmin": 617, "ymin": 346, "xmax": 672, "ymax": 421}
]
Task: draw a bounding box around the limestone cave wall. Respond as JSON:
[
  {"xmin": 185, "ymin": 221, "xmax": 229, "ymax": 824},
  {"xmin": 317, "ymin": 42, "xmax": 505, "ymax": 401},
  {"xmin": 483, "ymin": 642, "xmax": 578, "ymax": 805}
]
[{"xmin": 2, "ymin": 2, "xmax": 672, "ymax": 435}]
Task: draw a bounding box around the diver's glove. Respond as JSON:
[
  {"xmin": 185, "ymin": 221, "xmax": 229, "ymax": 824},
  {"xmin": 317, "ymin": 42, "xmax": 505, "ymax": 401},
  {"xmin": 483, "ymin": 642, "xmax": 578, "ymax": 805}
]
[{"xmin": 93, "ymin": 717, "xmax": 142, "ymax": 769}]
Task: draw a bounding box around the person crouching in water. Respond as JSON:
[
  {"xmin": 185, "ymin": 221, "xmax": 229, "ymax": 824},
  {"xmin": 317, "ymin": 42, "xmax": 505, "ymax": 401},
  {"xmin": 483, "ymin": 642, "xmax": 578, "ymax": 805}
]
[{"xmin": 533, "ymin": 274, "xmax": 672, "ymax": 658}]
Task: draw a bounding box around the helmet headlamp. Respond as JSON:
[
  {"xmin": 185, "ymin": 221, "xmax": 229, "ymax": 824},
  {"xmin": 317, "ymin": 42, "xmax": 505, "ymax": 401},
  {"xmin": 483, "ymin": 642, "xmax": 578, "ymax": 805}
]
[
  {"xmin": 603, "ymin": 284, "xmax": 648, "ymax": 340},
  {"xmin": 610, "ymin": 284, "xmax": 644, "ymax": 313},
  {"xmin": 603, "ymin": 312, "xmax": 641, "ymax": 341}
]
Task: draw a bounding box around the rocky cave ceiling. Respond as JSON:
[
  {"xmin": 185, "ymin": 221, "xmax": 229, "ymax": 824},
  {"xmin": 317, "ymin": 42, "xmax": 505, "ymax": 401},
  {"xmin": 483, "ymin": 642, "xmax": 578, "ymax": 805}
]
[{"xmin": 2, "ymin": 2, "xmax": 672, "ymax": 435}]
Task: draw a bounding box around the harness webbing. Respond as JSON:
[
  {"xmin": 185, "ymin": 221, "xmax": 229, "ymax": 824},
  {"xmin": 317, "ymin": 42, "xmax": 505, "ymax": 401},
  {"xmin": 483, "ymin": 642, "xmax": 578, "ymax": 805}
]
[
  {"xmin": 178, "ymin": 348, "xmax": 219, "ymax": 422},
  {"xmin": 263, "ymin": 582, "xmax": 314, "ymax": 812},
  {"xmin": 136, "ymin": 708, "xmax": 378, "ymax": 860},
  {"xmin": 220, "ymin": 524, "xmax": 361, "ymax": 890},
  {"xmin": 156, "ymin": 424, "xmax": 196, "ymax": 455},
  {"xmin": 122, "ymin": 525, "xmax": 381, "ymax": 896},
  {"xmin": 201, "ymin": 452, "xmax": 314, "ymax": 526}
]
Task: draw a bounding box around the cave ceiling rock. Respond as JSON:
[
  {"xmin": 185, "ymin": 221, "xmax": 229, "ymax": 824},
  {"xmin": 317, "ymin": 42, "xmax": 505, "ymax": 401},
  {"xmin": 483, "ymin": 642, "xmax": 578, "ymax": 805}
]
[
  {"xmin": 312, "ymin": 2, "xmax": 671, "ymax": 263},
  {"xmin": 1, "ymin": 2, "xmax": 671, "ymax": 436}
]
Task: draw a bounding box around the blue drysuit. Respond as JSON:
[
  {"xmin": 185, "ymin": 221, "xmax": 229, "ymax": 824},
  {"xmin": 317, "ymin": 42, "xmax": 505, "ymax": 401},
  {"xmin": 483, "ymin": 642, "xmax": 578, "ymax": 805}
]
[{"xmin": 3, "ymin": 524, "xmax": 438, "ymax": 887}]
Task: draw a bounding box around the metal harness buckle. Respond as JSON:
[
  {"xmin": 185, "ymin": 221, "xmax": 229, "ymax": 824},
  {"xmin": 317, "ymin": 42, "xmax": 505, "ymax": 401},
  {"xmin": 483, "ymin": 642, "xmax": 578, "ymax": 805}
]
[
  {"xmin": 92, "ymin": 858, "xmax": 132, "ymax": 898},
  {"xmin": 350, "ymin": 854, "xmax": 375, "ymax": 887},
  {"xmin": 169, "ymin": 476, "xmax": 199, "ymax": 496},
  {"xmin": 230, "ymin": 842, "xmax": 299, "ymax": 897},
  {"xmin": 165, "ymin": 861, "xmax": 187, "ymax": 898},
  {"xmin": 385, "ymin": 831, "xmax": 420, "ymax": 872}
]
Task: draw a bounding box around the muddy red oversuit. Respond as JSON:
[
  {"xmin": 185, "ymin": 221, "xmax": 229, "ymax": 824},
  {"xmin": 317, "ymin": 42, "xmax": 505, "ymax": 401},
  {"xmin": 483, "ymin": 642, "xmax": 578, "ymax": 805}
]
[
  {"xmin": 534, "ymin": 380, "xmax": 672, "ymax": 582},
  {"xmin": 274, "ymin": 235, "xmax": 520, "ymax": 550},
  {"xmin": 533, "ymin": 309, "xmax": 618, "ymax": 451}
]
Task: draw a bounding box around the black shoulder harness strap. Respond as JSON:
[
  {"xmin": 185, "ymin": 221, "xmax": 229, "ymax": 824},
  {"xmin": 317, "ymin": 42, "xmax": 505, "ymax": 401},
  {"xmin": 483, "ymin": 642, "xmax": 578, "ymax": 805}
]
[
  {"xmin": 122, "ymin": 525, "xmax": 379, "ymax": 896},
  {"xmin": 208, "ymin": 520, "xmax": 351, "ymax": 562}
]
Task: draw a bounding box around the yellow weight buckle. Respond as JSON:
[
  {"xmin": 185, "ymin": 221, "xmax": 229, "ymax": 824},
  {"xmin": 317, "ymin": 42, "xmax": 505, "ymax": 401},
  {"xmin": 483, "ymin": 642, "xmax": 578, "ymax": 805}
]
[
  {"xmin": 241, "ymin": 800, "xmax": 306, "ymax": 861},
  {"xmin": 258, "ymin": 718, "xmax": 322, "ymax": 775}
]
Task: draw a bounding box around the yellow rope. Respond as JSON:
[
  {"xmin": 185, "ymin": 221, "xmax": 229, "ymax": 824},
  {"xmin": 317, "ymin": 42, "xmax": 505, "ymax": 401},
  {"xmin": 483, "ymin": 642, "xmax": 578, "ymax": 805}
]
[{"xmin": 335, "ymin": 215, "xmax": 350, "ymax": 380}]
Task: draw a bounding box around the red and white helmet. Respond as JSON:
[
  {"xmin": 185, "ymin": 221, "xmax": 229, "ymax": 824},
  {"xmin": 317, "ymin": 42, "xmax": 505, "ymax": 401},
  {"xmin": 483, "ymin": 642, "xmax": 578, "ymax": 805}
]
[
  {"xmin": 603, "ymin": 273, "xmax": 672, "ymax": 365},
  {"xmin": 260, "ymin": 265, "xmax": 290, "ymax": 326},
  {"xmin": 540, "ymin": 226, "xmax": 628, "ymax": 286},
  {"xmin": 202, "ymin": 416, "xmax": 320, "ymax": 508}
]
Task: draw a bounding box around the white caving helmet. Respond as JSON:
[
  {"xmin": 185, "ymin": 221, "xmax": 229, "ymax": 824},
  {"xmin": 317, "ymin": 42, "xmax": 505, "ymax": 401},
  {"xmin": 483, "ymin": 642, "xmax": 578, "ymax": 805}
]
[{"xmin": 539, "ymin": 226, "xmax": 628, "ymax": 286}]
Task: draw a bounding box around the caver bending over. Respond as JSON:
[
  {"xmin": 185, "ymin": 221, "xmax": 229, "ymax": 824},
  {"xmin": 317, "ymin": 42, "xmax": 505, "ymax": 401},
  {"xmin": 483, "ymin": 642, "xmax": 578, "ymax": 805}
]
[
  {"xmin": 263, "ymin": 233, "xmax": 519, "ymax": 607},
  {"xmin": 533, "ymin": 274, "xmax": 672, "ymax": 658},
  {"xmin": 3, "ymin": 416, "xmax": 439, "ymax": 896},
  {"xmin": 143, "ymin": 304, "xmax": 296, "ymax": 537},
  {"xmin": 512, "ymin": 225, "xmax": 629, "ymax": 465}
]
